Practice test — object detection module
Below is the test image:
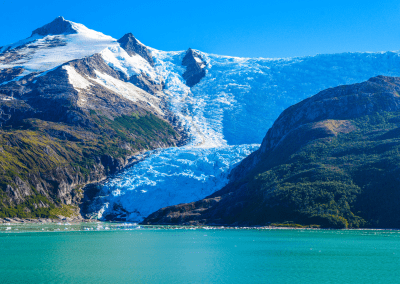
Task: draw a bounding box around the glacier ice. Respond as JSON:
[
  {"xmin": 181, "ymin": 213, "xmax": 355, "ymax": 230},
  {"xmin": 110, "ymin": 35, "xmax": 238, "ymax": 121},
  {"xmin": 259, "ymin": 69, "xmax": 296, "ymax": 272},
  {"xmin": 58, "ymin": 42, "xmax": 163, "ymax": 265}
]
[
  {"xmin": 63, "ymin": 65, "xmax": 93, "ymax": 90},
  {"xmin": 192, "ymin": 51, "xmax": 400, "ymax": 145},
  {"xmin": 94, "ymin": 144, "xmax": 259, "ymax": 220},
  {"xmin": 100, "ymin": 46, "xmax": 161, "ymax": 83}
]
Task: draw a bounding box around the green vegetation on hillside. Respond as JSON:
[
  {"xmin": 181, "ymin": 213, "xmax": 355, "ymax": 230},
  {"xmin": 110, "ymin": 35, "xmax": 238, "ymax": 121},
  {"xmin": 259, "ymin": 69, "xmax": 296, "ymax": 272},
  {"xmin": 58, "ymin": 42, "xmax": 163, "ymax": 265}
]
[
  {"xmin": 242, "ymin": 112, "xmax": 400, "ymax": 228},
  {"xmin": 0, "ymin": 110, "xmax": 180, "ymax": 218}
]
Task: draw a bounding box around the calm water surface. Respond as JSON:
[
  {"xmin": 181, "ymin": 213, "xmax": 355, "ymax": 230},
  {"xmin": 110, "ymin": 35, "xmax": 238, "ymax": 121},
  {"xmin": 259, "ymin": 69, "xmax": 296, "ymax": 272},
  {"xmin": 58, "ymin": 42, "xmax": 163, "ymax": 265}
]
[{"xmin": 0, "ymin": 224, "xmax": 399, "ymax": 283}]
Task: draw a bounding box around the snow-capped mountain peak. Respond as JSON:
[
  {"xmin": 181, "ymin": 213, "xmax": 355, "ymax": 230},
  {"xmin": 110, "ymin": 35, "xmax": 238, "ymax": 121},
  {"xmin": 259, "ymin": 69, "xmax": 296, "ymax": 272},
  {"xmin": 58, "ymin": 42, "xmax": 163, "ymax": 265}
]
[
  {"xmin": 181, "ymin": 48, "xmax": 207, "ymax": 87},
  {"xmin": 117, "ymin": 33, "xmax": 155, "ymax": 66},
  {"xmin": 31, "ymin": 16, "xmax": 78, "ymax": 36},
  {"xmin": 0, "ymin": 17, "xmax": 118, "ymax": 80},
  {"xmin": 30, "ymin": 16, "xmax": 113, "ymax": 40}
]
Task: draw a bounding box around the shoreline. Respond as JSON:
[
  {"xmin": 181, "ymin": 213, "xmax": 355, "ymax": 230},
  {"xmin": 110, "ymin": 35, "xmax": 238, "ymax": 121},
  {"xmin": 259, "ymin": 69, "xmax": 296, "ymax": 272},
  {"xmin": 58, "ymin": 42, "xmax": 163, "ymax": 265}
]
[
  {"xmin": 1, "ymin": 220, "xmax": 399, "ymax": 231},
  {"xmin": 0, "ymin": 217, "xmax": 95, "ymax": 224}
]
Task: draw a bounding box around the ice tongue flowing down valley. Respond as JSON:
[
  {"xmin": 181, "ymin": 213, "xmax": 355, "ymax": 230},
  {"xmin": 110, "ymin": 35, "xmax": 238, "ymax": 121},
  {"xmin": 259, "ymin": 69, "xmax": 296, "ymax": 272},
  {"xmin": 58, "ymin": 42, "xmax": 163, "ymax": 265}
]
[
  {"xmin": 92, "ymin": 49, "xmax": 261, "ymax": 221},
  {"xmin": 93, "ymin": 48, "xmax": 400, "ymax": 221}
]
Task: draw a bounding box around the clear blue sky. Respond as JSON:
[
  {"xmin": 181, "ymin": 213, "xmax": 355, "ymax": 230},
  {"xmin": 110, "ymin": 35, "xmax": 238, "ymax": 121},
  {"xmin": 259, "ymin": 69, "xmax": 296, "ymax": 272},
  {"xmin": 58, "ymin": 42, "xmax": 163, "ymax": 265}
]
[{"xmin": 1, "ymin": 0, "xmax": 400, "ymax": 58}]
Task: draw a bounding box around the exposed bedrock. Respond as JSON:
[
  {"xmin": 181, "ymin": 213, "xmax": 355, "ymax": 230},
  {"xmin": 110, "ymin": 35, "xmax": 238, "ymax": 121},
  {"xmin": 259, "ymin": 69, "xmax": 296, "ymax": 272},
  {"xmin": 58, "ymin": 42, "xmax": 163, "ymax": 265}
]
[
  {"xmin": 31, "ymin": 16, "xmax": 78, "ymax": 36},
  {"xmin": 0, "ymin": 68, "xmax": 25, "ymax": 84},
  {"xmin": 181, "ymin": 48, "xmax": 206, "ymax": 87},
  {"xmin": 118, "ymin": 33, "xmax": 155, "ymax": 66}
]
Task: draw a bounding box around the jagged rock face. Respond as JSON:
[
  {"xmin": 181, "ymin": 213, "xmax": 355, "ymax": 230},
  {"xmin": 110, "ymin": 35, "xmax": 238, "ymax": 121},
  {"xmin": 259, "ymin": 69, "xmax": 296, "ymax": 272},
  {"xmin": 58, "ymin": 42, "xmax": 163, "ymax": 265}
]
[
  {"xmin": 5, "ymin": 177, "xmax": 32, "ymax": 205},
  {"xmin": 129, "ymin": 73, "xmax": 164, "ymax": 94},
  {"xmin": 116, "ymin": 34, "xmax": 164, "ymax": 93},
  {"xmin": 182, "ymin": 48, "xmax": 206, "ymax": 87},
  {"xmin": 118, "ymin": 33, "xmax": 155, "ymax": 66},
  {"xmin": 2, "ymin": 150, "xmax": 131, "ymax": 206},
  {"xmin": 31, "ymin": 16, "xmax": 77, "ymax": 36},
  {"xmin": 0, "ymin": 68, "xmax": 25, "ymax": 83},
  {"xmin": 0, "ymin": 97, "xmax": 36, "ymax": 127},
  {"xmin": 143, "ymin": 76, "xmax": 400, "ymax": 228}
]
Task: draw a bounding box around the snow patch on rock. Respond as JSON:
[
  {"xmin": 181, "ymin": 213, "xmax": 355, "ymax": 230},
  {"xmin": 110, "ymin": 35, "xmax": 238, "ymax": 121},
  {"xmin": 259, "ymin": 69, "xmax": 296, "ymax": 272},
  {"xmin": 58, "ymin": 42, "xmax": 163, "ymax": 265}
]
[
  {"xmin": 0, "ymin": 35, "xmax": 43, "ymax": 53},
  {"xmin": 92, "ymin": 70, "xmax": 140, "ymax": 102},
  {"xmin": 63, "ymin": 65, "xmax": 92, "ymax": 90},
  {"xmin": 91, "ymin": 70, "xmax": 162, "ymax": 113},
  {"xmin": 100, "ymin": 46, "xmax": 160, "ymax": 83}
]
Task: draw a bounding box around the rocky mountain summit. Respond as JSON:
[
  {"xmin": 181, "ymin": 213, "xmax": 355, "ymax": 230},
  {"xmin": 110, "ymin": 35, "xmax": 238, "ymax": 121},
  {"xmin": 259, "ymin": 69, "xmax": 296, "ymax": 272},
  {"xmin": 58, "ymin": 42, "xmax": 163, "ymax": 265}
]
[
  {"xmin": 181, "ymin": 48, "xmax": 206, "ymax": 87},
  {"xmin": 143, "ymin": 76, "xmax": 400, "ymax": 228},
  {"xmin": 118, "ymin": 33, "xmax": 154, "ymax": 66},
  {"xmin": 31, "ymin": 16, "xmax": 78, "ymax": 36},
  {"xmin": 117, "ymin": 33, "xmax": 163, "ymax": 94}
]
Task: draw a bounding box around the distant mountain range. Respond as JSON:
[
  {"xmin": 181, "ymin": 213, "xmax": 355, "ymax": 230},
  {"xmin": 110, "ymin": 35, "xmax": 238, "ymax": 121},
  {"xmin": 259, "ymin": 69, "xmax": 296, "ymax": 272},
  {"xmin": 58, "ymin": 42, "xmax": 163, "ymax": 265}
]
[{"xmin": 1, "ymin": 17, "xmax": 400, "ymax": 227}]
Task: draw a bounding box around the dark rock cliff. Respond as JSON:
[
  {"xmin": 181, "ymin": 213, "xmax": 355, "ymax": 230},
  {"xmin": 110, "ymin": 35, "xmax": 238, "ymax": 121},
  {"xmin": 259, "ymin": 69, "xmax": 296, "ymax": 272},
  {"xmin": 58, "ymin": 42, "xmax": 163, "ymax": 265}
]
[
  {"xmin": 118, "ymin": 33, "xmax": 155, "ymax": 66},
  {"xmin": 182, "ymin": 48, "xmax": 206, "ymax": 87},
  {"xmin": 117, "ymin": 33, "xmax": 164, "ymax": 94},
  {"xmin": 129, "ymin": 73, "xmax": 164, "ymax": 95}
]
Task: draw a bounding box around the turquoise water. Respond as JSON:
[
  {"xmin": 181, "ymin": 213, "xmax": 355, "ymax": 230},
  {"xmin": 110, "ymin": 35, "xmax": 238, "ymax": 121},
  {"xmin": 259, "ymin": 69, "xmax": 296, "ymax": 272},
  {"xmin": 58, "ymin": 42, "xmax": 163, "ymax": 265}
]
[{"xmin": 1, "ymin": 224, "xmax": 400, "ymax": 284}]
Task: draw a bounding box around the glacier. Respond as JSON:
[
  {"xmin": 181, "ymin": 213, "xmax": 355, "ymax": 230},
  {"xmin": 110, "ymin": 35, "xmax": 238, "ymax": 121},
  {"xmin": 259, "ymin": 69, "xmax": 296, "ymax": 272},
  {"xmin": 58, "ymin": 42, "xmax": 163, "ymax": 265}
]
[
  {"xmin": 89, "ymin": 50, "xmax": 261, "ymax": 220},
  {"xmin": 93, "ymin": 49, "xmax": 400, "ymax": 221},
  {"xmin": 4, "ymin": 18, "xmax": 400, "ymax": 222},
  {"xmin": 95, "ymin": 145, "xmax": 258, "ymax": 220}
]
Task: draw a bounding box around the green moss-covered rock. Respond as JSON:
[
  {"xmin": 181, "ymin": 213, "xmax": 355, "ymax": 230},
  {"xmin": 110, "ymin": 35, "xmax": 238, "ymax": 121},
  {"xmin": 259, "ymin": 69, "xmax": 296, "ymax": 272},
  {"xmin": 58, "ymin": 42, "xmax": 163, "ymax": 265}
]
[{"xmin": 0, "ymin": 111, "xmax": 181, "ymax": 218}]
